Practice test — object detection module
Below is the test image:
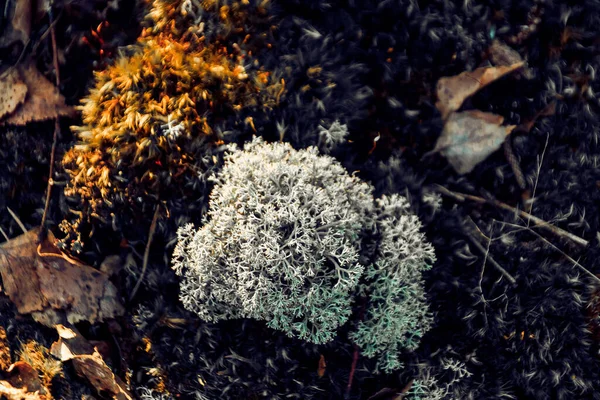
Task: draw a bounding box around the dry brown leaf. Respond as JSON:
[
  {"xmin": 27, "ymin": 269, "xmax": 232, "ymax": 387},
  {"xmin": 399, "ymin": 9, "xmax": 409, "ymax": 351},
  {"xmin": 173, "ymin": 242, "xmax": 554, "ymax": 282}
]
[
  {"xmin": 0, "ymin": 69, "xmax": 28, "ymax": 120},
  {"xmin": 435, "ymin": 63, "xmax": 524, "ymax": 120},
  {"xmin": 430, "ymin": 110, "xmax": 516, "ymax": 174},
  {"xmin": 0, "ymin": 228, "xmax": 124, "ymax": 327},
  {"xmin": 51, "ymin": 325, "xmax": 133, "ymax": 400},
  {"xmin": 1, "ymin": 62, "xmax": 76, "ymax": 125}
]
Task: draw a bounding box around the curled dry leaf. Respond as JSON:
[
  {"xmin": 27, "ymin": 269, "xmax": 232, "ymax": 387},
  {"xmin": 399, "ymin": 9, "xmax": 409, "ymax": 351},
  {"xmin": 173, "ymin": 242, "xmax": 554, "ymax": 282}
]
[
  {"xmin": 1, "ymin": 62, "xmax": 76, "ymax": 125},
  {"xmin": 51, "ymin": 325, "xmax": 133, "ymax": 400},
  {"xmin": 0, "ymin": 228, "xmax": 124, "ymax": 327},
  {"xmin": 429, "ymin": 110, "xmax": 516, "ymax": 174},
  {"xmin": 435, "ymin": 62, "xmax": 524, "ymax": 120}
]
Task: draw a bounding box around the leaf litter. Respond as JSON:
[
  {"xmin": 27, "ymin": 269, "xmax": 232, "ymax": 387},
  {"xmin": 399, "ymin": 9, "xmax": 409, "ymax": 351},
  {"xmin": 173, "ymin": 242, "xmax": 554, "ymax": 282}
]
[
  {"xmin": 0, "ymin": 227, "xmax": 124, "ymax": 327},
  {"xmin": 431, "ymin": 60, "xmax": 531, "ymax": 174},
  {"xmin": 435, "ymin": 62, "xmax": 524, "ymax": 120},
  {"xmin": 51, "ymin": 325, "xmax": 133, "ymax": 400},
  {"xmin": 428, "ymin": 110, "xmax": 516, "ymax": 174},
  {"xmin": 0, "ymin": 62, "xmax": 76, "ymax": 125}
]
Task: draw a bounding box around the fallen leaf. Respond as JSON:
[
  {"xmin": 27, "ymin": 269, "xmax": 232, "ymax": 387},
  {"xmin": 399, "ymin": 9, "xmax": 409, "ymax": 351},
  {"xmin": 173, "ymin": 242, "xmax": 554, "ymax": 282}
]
[
  {"xmin": 0, "ymin": 69, "xmax": 28, "ymax": 119},
  {"xmin": 1, "ymin": 62, "xmax": 76, "ymax": 125},
  {"xmin": 317, "ymin": 354, "xmax": 326, "ymax": 378},
  {"xmin": 430, "ymin": 110, "xmax": 516, "ymax": 174},
  {"xmin": 0, "ymin": 228, "xmax": 124, "ymax": 327},
  {"xmin": 435, "ymin": 63, "xmax": 524, "ymax": 120},
  {"xmin": 51, "ymin": 325, "xmax": 133, "ymax": 400}
]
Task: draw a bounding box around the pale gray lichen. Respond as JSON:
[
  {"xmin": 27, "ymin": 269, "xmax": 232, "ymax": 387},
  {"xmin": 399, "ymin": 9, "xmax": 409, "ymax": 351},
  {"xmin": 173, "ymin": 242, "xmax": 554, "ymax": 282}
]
[
  {"xmin": 317, "ymin": 120, "xmax": 349, "ymax": 153},
  {"xmin": 172, "ymin": 137, "xmax": 374, "ymax": 344},
  {"xmin": 173, "ymin": 137, "xmax": 436, "ymax": 368},
  {"xmin": 349, "ymin": 194, "xmax": 436, "ymax": 373}
]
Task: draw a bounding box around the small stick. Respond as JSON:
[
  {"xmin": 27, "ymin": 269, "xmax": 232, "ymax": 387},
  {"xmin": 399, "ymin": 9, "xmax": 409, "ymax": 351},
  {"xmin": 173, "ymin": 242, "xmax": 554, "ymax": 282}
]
[
  {"xmin": 503, "ymin": 139, "xmax": 526, "ymax": 191},
  {"xmin": 434, "ymin": 185, "xmax": 589, "ymax": 248},
  {"xmin": 527, "ymin": 132, "xmax": 549, "ymax": 222},
  {"xmin": 39, "ymin": 5, "xmax": 61, "ymax": 242},
  {"xmin": 0, "ymin": 227, "xmax": 9, "ymax": 242},
  {"xmin": 346, "ymin": 299, "xmax": 368, "ymax": 399},
  {"xmin": 7, "ymin": 207, "xmax": 27, "ymax": 234},
  {"xmin": 345, "ymin": 343, "xmax": 360, "ymax": 399},
  {"xmin": 463, "ymin": 224, "xmax": 517, "ymax": 286},
  {"xmin": 130, "ymin": 205, "xmax": 160, "ymax": 301}
]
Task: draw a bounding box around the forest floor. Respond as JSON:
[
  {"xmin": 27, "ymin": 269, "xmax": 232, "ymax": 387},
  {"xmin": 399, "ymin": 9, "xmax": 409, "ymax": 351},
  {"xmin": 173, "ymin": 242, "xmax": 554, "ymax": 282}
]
[{"xmin": 0, "ymin": 0, "xmax": 600, "ymax": 399}]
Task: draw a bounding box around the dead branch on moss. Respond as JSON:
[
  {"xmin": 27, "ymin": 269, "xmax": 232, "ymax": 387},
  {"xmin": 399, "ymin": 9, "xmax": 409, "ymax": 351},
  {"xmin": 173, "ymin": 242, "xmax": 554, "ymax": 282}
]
[
  {"xmin": 464, "ymin": 218, "xmax": 517, "ymax": 286},
  {"xmin": 499, "ymin": 221, "xmax": 599, "ymax": 283},
  {"xmin": 433, "ymin": 185, "xmax": 589, "ymax": 248},
  {"xmin": 130, "ymin": 205, "xmax": 160, "ymax": 301}
]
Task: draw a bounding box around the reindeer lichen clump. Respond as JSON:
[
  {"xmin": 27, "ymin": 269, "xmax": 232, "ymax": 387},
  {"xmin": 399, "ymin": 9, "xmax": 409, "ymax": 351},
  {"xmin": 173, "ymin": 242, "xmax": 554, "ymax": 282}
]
[{"xmin": 173, "ymin": 137, "xmax": 436, "ymax": 371}]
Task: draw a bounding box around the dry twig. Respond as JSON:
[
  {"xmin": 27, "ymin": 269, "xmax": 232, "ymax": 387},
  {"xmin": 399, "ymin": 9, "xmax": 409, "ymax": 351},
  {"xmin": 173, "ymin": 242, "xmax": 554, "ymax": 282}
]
[
  {"xmin": 500, "ymin": 221, "xmax": 600, "ymax": 283},
  {"xmin": 434, "ymin": 185, "xmax": 588, "ymax": 248},
  {"xmin": 39, "ymin": 6, "xmax": 61, "ymax": 241},
  {"xmin": 130, "ymin": 205, "xmax": 160, "ymax": 301},
  {"xmin": 464, "ymin": 218, "xmax": 517, "ymax": 286}
]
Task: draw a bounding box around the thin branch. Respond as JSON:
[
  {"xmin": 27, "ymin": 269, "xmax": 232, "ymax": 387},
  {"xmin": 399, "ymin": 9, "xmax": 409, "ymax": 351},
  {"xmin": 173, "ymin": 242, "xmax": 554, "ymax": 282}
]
[
  {"xmin": 345, "ymin": 343, "xmax": 360, "ymax": 399},
  {"xmin": 39, "ymin": 6, "xmax": 62, "ymax": 242},
  {"xmin": 0, "ymin": 227, "xmax": 9, "ymax": 242},
  {"xmin": 463, "ymin": 220, "xmax": 517, "ymax": 286},
  {"xmin": 7, "ymin": 207, "xmax": 27, "ymax": 234},
  {"xmin": 434, "ymin": 185, "xmax": 589, "ymax": 248},
  {"xmin": 130, "ymin": 205, "xmax": 160, "ymax": 301},
  {"xmin": 500, "ymin": 221, "xmax": 600, "ymax": 284},
  {"xmin": 527, "ymin": 132, "xmax": 549, "ymax": 219},
  {"xmin": 503, "ymin": 139, "xmax": 526, "ymax": 190}
]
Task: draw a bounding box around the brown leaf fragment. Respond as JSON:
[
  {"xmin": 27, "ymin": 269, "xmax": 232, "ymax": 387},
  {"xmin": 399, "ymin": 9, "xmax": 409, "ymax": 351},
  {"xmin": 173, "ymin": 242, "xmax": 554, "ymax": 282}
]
[
  {"xmin": 431, "ymin": 110, "xmax": 516, "ymax": 174},
  {"xmin": 0, "ymin": 228, "xmax": 124, "ymax": 327},
  {"xmin": 7, "ymin": 361, "xmax": 46, "ymax": 394},
  {"xmin": 0, "ymin": 69, "xmax": 28, "ymax": 119},
  {"xmin": 0, "ymin": 379, "xmax": 47, "ymax": 400},
  {"xmin": 0, "ymin": 229, "xmax": 47, "ymax": 314},
  {"xmin": 0, "ymin": 327, "xmax": 11, "ymax": 371},
  {"xmin": 317, "ymin": 354, "xmax": 326, "ymax": 378},
  {"xmin": 1, "ymin": 62, "xmax": 76, "ymax": 126},
  {"xmin": 435, "ymin": 63, "xmax": 524, "ymax": 120},
  {"xmin": 489, "ymin": 40, "xmax": 532, "ymax": 79},
  {"xmin": 51, "ymin": 325, "xmax": 133, "ymax": 400}
]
